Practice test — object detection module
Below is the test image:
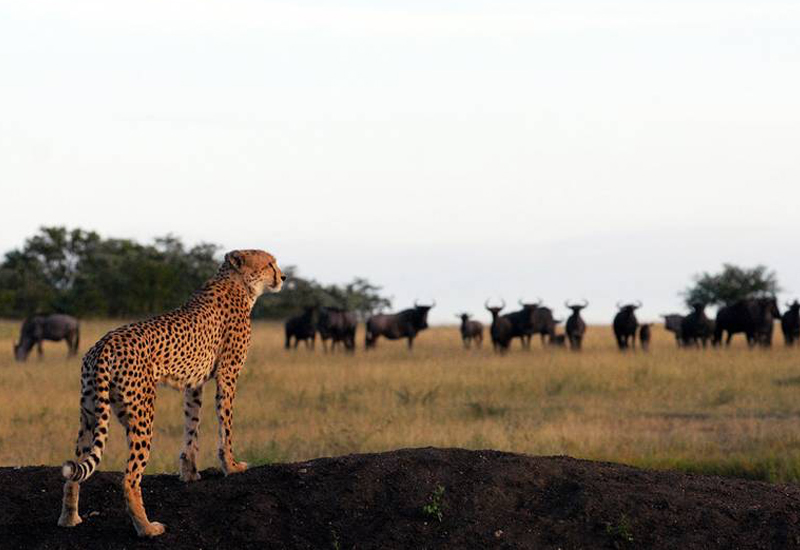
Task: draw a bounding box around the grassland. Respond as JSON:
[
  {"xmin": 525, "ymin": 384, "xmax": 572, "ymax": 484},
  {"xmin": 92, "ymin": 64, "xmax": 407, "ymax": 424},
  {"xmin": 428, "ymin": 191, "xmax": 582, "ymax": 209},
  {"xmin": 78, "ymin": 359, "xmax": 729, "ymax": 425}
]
[{"xmin": 2, "ymin": 319, "xmax": 800, "ymax": 482}]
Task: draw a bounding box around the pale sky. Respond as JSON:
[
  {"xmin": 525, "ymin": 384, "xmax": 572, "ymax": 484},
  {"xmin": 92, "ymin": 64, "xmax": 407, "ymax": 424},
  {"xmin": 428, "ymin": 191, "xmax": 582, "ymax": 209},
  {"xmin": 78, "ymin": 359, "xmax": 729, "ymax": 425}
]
[{"xmin": 1, "ymin": 1, "xmax": 799, "ymax": 324}]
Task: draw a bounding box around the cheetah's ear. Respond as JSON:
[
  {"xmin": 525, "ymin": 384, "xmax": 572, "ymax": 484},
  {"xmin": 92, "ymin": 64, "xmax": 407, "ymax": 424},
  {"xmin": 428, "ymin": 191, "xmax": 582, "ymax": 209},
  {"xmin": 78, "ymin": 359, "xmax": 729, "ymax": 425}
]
[{"xmin": 225, "ymin": 250, "xmax": 246, "ymax": 272}]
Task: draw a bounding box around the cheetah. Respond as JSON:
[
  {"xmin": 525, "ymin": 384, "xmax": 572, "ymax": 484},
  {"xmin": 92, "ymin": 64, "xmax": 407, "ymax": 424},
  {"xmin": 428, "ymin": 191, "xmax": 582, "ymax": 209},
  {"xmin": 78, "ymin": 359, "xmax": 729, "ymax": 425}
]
[{"xmin": 57, "ymin": 249, "xmax": 284, "ymax": 537}]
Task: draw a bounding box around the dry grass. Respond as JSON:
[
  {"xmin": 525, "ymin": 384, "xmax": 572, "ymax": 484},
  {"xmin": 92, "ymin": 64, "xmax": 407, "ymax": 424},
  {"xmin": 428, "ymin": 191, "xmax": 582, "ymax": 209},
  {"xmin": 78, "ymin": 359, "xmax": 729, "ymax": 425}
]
[{"xmin": 2, "ymin": 319, "xmax": 800, "ymax": 481}]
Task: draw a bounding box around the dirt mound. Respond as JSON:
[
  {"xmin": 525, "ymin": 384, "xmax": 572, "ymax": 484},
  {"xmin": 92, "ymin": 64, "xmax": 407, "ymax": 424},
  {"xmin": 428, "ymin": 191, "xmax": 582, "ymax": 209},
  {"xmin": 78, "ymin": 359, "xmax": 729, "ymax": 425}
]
[{"xmin": 3, "ymin": 447, "xmax": 800, "ymax": 549}]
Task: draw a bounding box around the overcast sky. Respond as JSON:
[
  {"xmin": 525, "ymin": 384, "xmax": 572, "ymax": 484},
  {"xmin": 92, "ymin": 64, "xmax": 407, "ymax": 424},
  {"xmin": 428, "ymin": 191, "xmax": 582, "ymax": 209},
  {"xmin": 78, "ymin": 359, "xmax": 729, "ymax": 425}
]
[{"xmin": 1, "ymin": 1, "xmax": 799, "ymax": 324}]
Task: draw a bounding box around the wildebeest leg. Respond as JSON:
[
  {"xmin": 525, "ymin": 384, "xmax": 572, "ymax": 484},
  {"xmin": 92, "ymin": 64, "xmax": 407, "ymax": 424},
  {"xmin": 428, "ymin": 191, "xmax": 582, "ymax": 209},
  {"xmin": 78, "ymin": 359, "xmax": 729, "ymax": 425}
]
[
  {"xmin": 37, "ymin": 340, "xmax": 44, "ymax": 359},
  {"xmin": 407, "ymin": 336, "xmax": 414, "ymax": 349}
]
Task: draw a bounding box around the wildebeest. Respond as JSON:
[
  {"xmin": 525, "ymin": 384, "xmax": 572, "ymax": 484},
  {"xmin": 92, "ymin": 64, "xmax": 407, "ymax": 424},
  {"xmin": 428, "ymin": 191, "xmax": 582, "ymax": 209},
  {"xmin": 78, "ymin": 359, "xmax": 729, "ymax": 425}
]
[
  {"xmin": 455, "ymin": 313, "xmax": 483, "ymax": 349},
  {"xmin": 485, "ymin": 300, "xmax": 513, "ymax": 352},
  {"xmin": 528, "ymin": 304, "xmax": 560, "ymax": 347},
  {"xmin": 613, "ymin": 301, "xmax": 642, "ymax": 350},
  {"xmin": 781, "ymin": 300, "xmax": 800, "ymax": 347},
  {"xmin": 285, "ymin": 306, "xmax": 317, "ymax": 350},
  {"xmin": 680, "ymin": 303, "xmax": 714, "ymax": 348},
  {"xmin": 14, "ymin": 313, "xmax": 80, "ymax": 362},
  {"xmin": 510, "ymin": 300, "xmax": 553, "ymax": 349},
  {"xmin": 661, "ymin": 314, "xmax": 685, "ymax": 347},
  {"xmin": 502, "ymin": 300, "xmax": 540, "ymax": 349},
  {"xmin": 365, "ymin": 301, "xmax": 435, "ymax": 349},
  {"xmin": 565, "ymin": 300, "xmax": 589, "ymax": 350},
  {"xmin": 548, "ymin": 333, "xmax": 567, "ymax": 347},
  {"xmin": 639, "ymin": 323, "xmax": 652, "ymax": 351},
  {"xmin": 714, "ymin": 297, "xmax": 781, "ymax": 347},
  {"xmin": 317, "ymin": 306, "xmax": 357, "ymax": 352}
]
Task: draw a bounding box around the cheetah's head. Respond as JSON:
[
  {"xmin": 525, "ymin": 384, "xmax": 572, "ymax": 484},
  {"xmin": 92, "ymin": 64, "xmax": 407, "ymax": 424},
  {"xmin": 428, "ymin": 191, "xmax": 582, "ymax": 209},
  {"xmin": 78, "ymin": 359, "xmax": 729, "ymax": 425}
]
[{"xmin": 224, "ymin": 249, "xmax": 285, "ymax": 297}]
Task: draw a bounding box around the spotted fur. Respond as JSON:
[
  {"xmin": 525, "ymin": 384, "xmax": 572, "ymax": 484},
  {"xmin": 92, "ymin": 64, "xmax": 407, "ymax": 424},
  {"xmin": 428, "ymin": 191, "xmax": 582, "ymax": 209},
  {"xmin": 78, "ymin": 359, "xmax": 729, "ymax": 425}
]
[{"xmin": 57, "ymin": 249, "xmax": 284, "ymax": 537}]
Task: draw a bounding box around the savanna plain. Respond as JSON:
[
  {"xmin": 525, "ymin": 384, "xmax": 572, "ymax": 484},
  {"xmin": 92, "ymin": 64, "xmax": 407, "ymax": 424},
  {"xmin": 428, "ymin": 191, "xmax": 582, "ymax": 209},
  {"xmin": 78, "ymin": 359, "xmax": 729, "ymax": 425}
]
[{"xmin": 2, "ymin": 319, "xmax": 800, "ymax": 482}]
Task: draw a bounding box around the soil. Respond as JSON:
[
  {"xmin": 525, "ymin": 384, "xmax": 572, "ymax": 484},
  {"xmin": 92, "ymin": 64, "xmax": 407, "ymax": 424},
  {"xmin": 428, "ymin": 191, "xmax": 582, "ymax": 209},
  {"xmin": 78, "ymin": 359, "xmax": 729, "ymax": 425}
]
[{"xmin": 3, "ymin": 447, "xmax": 800, "ymax": 549}]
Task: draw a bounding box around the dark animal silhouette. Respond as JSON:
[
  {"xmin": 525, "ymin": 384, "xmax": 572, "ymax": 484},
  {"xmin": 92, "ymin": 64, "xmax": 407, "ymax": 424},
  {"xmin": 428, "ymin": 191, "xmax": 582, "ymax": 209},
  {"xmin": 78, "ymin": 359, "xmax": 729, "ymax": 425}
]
[
  {"xmin": 285, "ymin": 306, "xmax": 317, "ymax": 350},
  {"xmin": 503, "ymin": 300, "xmax": 540, "ymax": 349},
  {"xmin": 14, "ymin": 314, "xmax": 80, "ymax": 362},
  {"xmin": 528, "ymin": 305, "xmax": 560, "ymax": 347},
  {"xmin": 661, "ymin": 314, "xmax": 685, "ymax": 347},
  {"xmin": 680, "ymin": 303, "xmax": 714, "ymax": 348},
  {"xmin": 639, "ymin": 323, "xmax": 652, "ymax": 351},
  {"xmin": 365, "ymin": 301, "xmax": 435, "ymax": 349},
  {"xmin": 317, "ymin": 307, "xmax": 357, "ymax": 352},
  {"xmin": 613, "ymin": 302, "xmax": 642, "ymax": 350},
  {"xmin": 549, "ymin": 333, "xmax": 567, "ymax": 347},
  {"xmin": 455, "ymin": 313, "xmax": 483, "ymax": 349},
  {"xmin": 714, "ymin": 297, "xmax": 781, "ymax": 347},
  {"xmin": 485, "ymin": 300, "xmax": 513, "ymax": 352},
  {"xmin": 565, "ymin": 300, "xmax": 589, "ymax": 350},
  {"xmin": 781, "ymin": 300, "xmax": 800, "ymax": 347}
]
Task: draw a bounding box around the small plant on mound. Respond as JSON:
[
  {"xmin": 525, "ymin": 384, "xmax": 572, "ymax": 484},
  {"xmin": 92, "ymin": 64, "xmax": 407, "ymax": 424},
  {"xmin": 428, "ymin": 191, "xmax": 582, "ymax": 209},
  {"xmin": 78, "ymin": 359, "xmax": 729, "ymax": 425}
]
[
  {"xmin": 605, "ymin": 513, "xmax": 634, "ymax": 547},
  {"xmin": 422, "ymin": 484, "xmax": 446, "ymax": 522}
]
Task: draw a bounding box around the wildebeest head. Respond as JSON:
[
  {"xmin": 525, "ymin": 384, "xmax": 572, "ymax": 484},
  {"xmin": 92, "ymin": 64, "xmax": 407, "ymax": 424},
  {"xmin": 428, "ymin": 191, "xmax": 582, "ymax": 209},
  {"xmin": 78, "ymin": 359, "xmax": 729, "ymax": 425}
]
[
  {"xmin": 13, "ymin": 340, "xmax": 27, "ymax": 362},
  {"xmin": 519, "ymin": 298, "xmax": 542, "ymax": 311},
  {"xmin": 787, "ymin": 300, "xmax": 800, "ymax": 314},
  {"xmin": 484, "ymin": 299, "xmax": 506, "ymax": 318},
  {"xmin": 455, "ymin": 313, "xmax": 472, "ymax": 324},
  {"xmin": 616, "ymin": 301, "xmax": 642, "ymax": 314},
  {"xmin": 13, "ymin": 317, "xmax": 39, "ymax": 362},
  {"xmin": 518, "ymin": 298, "xmax": 542, "ymax": 325},
  {"xmin": 412, "ymin": 300, "xmax": 435, "ymax": 330},
  {"xmin": 757, "ymin": 296, "xmax": 781, "ymax": 319},
  {"xmin": 690, "ymin": 302, "xmax": 707, "ymax": 314},
  {"xmin": 565, "ymin": 299, "xmax": 589, "ymax": 314}
]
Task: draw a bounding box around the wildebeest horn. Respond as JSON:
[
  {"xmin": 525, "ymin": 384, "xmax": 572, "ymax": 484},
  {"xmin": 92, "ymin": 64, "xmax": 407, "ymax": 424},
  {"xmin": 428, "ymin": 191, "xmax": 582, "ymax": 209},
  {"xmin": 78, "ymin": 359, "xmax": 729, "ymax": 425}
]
[
  {"xmin": 581, "ymin": 299, "xmax": 589, "ymax": 307},
  {"xmin": 635, "ymin": 300, "xmax": 643, "ymax": 308},
  {"xmin": 485, "ymin": 299, "xmax": 504, "ymax": 311},
  {"xmin": 616, "ymin": 301, "xmax": 623, "ymax": 309},
  {"xmin": 537, "ymin": 297, "xmax": 543, "ymax": 305},
  {"xmin": 564, "ymin": 300, "xmax": 571, "ymax": 309}
]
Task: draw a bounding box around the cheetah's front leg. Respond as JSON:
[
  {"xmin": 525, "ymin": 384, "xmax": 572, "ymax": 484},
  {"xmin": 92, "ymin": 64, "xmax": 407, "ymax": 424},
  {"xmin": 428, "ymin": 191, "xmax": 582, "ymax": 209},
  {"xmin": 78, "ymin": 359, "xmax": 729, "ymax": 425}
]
[
  {"xmin": 215, "ymin": 374, "xmax": 247, "ymax": 475},
  {"xmin": 179, "ymin": 386, "xmax": 203, "ymax": 482}
]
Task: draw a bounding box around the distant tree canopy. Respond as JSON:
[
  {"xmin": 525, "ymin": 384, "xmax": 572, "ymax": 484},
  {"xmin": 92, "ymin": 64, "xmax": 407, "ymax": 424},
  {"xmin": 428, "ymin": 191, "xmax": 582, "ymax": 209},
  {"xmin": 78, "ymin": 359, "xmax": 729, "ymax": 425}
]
[
  {"xmin": 683, "ymin": 264, "xmax": 781, "ymax": 307},
  {"xmin": 0, "ymin": 227, "xmax": 391, "ymax": 320}
]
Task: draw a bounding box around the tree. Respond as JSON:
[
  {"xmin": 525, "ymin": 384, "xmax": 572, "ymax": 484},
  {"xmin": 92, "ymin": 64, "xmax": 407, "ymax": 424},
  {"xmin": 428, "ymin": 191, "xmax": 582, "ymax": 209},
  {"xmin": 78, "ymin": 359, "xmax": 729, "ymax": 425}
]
[
  {"xmin": 683, "ymin": 264, "xmax": 781, "ymax": 307},
  {"xmin": 0, "ymin": 227, "xmax": 390, "ymax": 320}
]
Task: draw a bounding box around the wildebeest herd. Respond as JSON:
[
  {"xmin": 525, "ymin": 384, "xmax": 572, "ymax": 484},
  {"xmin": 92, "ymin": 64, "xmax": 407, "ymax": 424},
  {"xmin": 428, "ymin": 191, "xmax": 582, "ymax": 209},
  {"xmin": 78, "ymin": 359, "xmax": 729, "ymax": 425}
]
[
  {"xmin": 281, "ymin": 295, "xmax": 800, "ymax": 353},
  {"xmin": 662, "ymin": 297, "xmax": 798, "ymax": 349},
  {"xmin": 10, "ymin": 297, "xmax": 800, "ymax": 361}
]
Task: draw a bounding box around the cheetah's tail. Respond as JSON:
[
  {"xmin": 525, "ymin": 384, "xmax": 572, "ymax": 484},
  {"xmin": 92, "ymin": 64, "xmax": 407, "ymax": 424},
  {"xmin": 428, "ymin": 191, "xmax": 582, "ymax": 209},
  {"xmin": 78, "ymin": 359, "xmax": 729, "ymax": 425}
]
[{"xmin": 62, "ymin": 352, "xmax": 112, "ymax": 483}]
